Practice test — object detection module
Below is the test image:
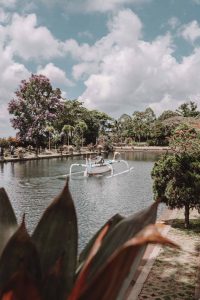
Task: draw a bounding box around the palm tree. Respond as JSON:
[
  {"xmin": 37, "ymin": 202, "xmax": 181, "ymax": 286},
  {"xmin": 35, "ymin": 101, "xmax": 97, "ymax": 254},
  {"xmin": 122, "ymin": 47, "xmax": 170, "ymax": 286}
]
[
  {"xmin": 75, "ymin": 121, "xmax": 88, "ymax": 147},
  {"xmin": 45, "ymin": 125, "xmax": 55, "ymax": 151},
  {"xmin": 62, "ymin": 125, "xmax": 74, "ymax": 146}
]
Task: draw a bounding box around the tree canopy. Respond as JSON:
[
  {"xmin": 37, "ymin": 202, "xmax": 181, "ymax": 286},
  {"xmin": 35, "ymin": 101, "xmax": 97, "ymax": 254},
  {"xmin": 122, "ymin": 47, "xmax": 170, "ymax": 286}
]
[
  {"xmin": 8, "ymin": 74, "xmax": 63, "ymax": 147},
  {"xmin": 152, "ymin": 125, "xmax": 200, "ymax": 228},
  {"xmin": 7, "ymin": 74, "xmax": 200, "ymax": 149},
  {"xmin": 176, "ymin": 101, "xmax": 200, "ymax": 117}
]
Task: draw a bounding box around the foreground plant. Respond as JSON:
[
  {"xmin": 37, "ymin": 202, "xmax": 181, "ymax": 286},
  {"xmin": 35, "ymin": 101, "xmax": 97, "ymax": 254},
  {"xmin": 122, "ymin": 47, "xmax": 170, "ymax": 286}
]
[{"xmin": 0, "ymin": 179, "xmax": 178, "ymax": 300}]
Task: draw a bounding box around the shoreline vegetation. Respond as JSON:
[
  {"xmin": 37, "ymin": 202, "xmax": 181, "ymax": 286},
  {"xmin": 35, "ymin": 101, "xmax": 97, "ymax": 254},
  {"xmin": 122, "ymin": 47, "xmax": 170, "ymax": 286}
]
[{"xmin": 0, "ymin": 146, "xmax": 171, "ymax": 163}]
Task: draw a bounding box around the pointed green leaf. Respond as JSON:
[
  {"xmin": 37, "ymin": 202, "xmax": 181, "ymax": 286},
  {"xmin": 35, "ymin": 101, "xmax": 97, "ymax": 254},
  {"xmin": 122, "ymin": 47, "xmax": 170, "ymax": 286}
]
[
  {"xmin": 0, "ymin": 188, "xmax": 18, "ymax": 256},
  {"xmin": 78, "ymin": 214, "xmax": 124, "ymax": 270},
  {"xmin": 0, "ymin": 220, "xmax": 41, "ymax": 294},
  {"xmin": 86, "ymin": 201, "xmax": 159, "ymax": 281},
  {"xmin": 32, "ymin": 179, "xmax": 78, "ymax": 299}
]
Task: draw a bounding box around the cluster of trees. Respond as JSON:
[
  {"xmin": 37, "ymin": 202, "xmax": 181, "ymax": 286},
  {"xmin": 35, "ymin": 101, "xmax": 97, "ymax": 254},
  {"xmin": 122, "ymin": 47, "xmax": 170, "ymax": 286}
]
[
  {"xmin": 7, "ymin": 74, "xmax": 200, "ymax": 229},
  {"xmin": 112, "ymin": 101, "xmax": 200, "ymax": 146},
  {"xmin": 0, "ymin": 137, "xmax": 18, "ymax": 148},
  {"xmin": 8, "ymin": 75, "xmax": 112, "ymax": 151},
  {"xmin": 7, "ymin": 74, "xmax": 200, "ymax": 151}
]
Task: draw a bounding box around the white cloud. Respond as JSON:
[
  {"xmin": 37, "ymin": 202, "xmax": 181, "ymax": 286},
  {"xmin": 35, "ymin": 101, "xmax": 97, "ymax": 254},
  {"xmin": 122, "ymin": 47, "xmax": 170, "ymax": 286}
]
[
  {"xmin": 0, "ymin": 10, "xmax": 69, "ymax": 136},
  {"xmin": 37, "ymin": 63, "xmax": 74, "ymax": 87},
  {"xmin": 64, "ymin": 9, "xmax": 142, "ymax": 61},
  {"xmin": 7, "ymin": 13, "xmax": 62, "ymax": 60},
  {"xmin": 0, "ymin": 8, "xmax": 10, "ymax": 23},
  {"xmin": 0, "ymin": 104, "xmax": 16, "ymax": 137},
  {"xmin": 39, "ymin": 0, "xmax": 151, "ymax": 13},
  {"xmin": 62, "ymin": 9, "xmax": 200, "ymax": 117},
  {"xmin": 168, "ymin": 17, "xmax": 180, "ymax": 30},
  {"xmin": 0, "ymin": 0, "xmax": 16, "ymax": 8},
  {"xmin": 0, "ymin": 45, "xmax": 30, "ymax": 136},
  {"xmin": 83, "ymin": 0, "xmax": 149, "ymax": 13},
  {"xmin": 78, "ymin": 30, "xmax": 93, "ymax": 39},
  {"xmin": 180, "ymin": 20, "xmax": 200, "ymax": 43}
]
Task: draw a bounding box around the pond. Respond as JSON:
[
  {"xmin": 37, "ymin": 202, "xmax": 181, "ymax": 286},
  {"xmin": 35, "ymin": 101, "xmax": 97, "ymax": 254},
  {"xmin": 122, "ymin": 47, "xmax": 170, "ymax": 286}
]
[{"xmin": 0, "ymin": 151, "xmax": 165, "ymax": 251}]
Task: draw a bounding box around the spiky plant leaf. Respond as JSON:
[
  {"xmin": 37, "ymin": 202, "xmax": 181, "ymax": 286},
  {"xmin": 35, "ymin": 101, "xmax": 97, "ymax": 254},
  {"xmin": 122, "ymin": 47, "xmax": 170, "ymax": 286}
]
[
  {"xmin": 69, "ymin": 224, "xmax": 110, "ymax": 300},
  {"xmin": 0, "ymin": 188, "xmax": 18, "ymax": 256},
  {"xmin": 78, "ymin": 214, "xmax": 124, "ymax": 270},
  {"xmin": 32, "ymin": 179, "xmax": 78, "ymax": 300},
  {"xmin": 0, "ymin": 219, "xmax": 41, "ymax": 297},
  {"xmin": 78, "ymin": 224, "xmax": 179, "ymax": 300},
  {"xmin": 42, "ymin": 255, "xmax": 66, "ymax": 300},
  {"xmin": 1, "ymin": 269, "xmax": 42, "ymax": 300},
  {"xmin": 86, "ymin": 201, "xmax": 159, "ymax": 281}
]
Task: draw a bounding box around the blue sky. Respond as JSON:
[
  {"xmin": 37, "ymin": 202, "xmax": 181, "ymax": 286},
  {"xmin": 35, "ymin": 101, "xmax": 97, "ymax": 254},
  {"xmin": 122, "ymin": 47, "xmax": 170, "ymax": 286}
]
[{"xmin": 1, "ymin": 0, "xmax": 200, "ymax": 136}]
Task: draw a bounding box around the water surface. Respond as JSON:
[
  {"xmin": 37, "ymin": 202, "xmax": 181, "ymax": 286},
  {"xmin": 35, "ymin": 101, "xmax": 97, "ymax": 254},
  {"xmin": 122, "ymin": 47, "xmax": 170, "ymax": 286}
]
[{"xmin": 0, "ymin": 151, "xmax": 164, "ymax": 250}]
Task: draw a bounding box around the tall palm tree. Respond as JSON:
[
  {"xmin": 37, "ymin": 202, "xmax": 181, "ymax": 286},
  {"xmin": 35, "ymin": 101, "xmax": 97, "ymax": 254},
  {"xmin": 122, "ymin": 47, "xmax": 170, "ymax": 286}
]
[
  {"xmin": 45, "ymin": 125, "xmax": 55, "ymax": 151},
  {"xmin": 62, "ymin": 125, "xmax": 74, "ymax": 146},
  {"xmin": 75, "ymin": 121, "xmax": 88, "ymax": 147}
]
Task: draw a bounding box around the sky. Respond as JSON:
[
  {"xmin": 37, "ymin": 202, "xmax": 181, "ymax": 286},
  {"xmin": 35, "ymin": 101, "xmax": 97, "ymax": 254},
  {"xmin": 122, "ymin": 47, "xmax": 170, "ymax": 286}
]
[{"xmin": 1, "ymin": 0, "xmax": 200, "ymax": 137}]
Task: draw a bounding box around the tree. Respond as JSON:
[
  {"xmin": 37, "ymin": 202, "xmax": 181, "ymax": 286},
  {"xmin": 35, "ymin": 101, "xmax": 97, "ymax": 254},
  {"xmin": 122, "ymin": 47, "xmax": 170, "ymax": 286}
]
[
  {"xmin": 132, "ymin": 108, "xmax": 156, "ymax": 142},
  {"xmin": 45, "ymin": 125, "xmax": 55, "ymax": 151},
  {"xmin": 152, "ymin": 125, "xmax": 200, "ymax": 228},
  {"xmin": 51, "ymin": 130, "xmax": 61, "ymax": 149},
  {"xmin": 55, "ymin": 99, "xmax": 85, "ymax": 131},
  {"xmin": 169, "ymin": 124, "xmax": 200, "ymax": 154},
  {"xmin": 176, "ymin": 101, "xmax": 200, "ymax": 117},
  {"xmin": 74, "ymin": 121, "xmax": 88, "ymax": 147},
  {"xmin": 158, "ymin": 110, "xmax": 179, "ymax": 121},
  {"xmin": 55, "ymin": 99, "xmax": 112, "ymax": 145},
  {"xmin": 149, "ymin": 121, "xmax": 170, "ymax": 146},
  {"xmin": 83, "ymin": 110, "xmax": 112, "ymax": 144},
  {"xmin": 62, "ymin": 125, "xmax": 74, "ymax": 146},
  {"xmin": 8, "ymin": 74, "xmax": 63, "ymax": 152}
]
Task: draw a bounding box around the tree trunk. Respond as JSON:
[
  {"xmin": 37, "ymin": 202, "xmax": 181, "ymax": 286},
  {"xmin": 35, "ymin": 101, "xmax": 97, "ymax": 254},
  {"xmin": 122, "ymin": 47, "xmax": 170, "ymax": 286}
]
[
  {"xmin": 184, "ymin": 204, "xmax": 190, "ymax": 229},
  {"xmin": 35, "ymin": 142, "xmax": 39, "ymax": 157},
  {"xmin": 49, "ymin": 135, "xmax": 51, "ymax": 151}
]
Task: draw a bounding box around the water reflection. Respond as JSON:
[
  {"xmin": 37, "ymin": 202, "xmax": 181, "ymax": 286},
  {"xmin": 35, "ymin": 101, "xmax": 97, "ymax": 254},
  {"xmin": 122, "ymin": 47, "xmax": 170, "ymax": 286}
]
[{"xmin": 0, "ymin": 152, "xmax": 164, "ymax": 250}]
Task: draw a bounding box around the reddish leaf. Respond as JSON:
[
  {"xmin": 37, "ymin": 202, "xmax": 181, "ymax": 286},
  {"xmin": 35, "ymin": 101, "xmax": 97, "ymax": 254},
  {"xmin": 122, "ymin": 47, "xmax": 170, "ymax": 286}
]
[
  {"xmin": 42, "ymin": 254, "xmax": 66, "ymax": 300},
  {"xmin": 86, "ymin": 201, "xmax": 159, "ymax": 282},
  {"xmin": 79, "ymin": 224, "xmax": 179, "ymax": 300},
  {"xmin": 0, "ymin": 219, "xmax": 41, "ymax": 295},
  {"xmin": 0, "ymin": 188, "xmax": 18, "ymax": 256},
  {"xmin": 69, "ymin": 224, "xmax": 110, "ymax": 300},
  {"xmin": 1, "ymin": 269, "xmax": 42, "ymax": 300},
  {"xmin": 32, "ymin": 179, "xmax": 78, "ymax": 299},
  {"xmin": 78, "ymin": 214, "xmax": 124, "ymax": 271}
]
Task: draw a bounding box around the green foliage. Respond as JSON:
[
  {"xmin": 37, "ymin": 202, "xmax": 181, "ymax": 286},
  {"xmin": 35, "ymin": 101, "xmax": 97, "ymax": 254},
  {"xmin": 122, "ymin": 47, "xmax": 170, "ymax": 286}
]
[
  {"xmin": 152, "ymin": 123, "xmax": 200, "ymax": 228},
  {"xmin": 152, "ymin": 153, "xmax": 200, "ymax": 227},
  {"xmin": 132, "ymin": 108, "xmax": 156, "ymax": 142},
  {"xmin": 176, "ymin": 101, "xmax": 200, "ymax": 117},
  {"xmin": 169, "ymin": 124, "xmax": 200, "ymax": 154},
  {"xmin": 0, "ymin": 181, "xmax": 177, "ymax": 300},
  {"xmin": 148, "ymin": 121, "xmax": 170, "ymax": 146},
  {"xmin": 158, "ymin": 110, "xmax": 179, "ymax": 121},
  {"xmin": 8, "ymin": 74, "xmax": 63, "ymax": 147},
  {"xmin": 55, "ymin": 100, "xmax": 112, "ymax": 145}
]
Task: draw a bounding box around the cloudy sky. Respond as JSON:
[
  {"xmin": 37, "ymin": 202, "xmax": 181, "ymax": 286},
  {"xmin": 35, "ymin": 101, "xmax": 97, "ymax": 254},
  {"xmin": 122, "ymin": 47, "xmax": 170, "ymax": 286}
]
[{"xmin": 1, "ymin": 0, "xmax": 200, "ymax": 136}]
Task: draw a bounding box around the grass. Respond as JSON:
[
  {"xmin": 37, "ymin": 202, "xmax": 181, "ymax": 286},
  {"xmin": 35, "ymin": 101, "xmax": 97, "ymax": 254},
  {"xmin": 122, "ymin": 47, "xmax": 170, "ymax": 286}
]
[{"xmin": 171, "ymin": 218, "xmax": 200, "ymax": 236}]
